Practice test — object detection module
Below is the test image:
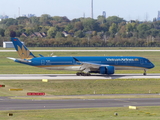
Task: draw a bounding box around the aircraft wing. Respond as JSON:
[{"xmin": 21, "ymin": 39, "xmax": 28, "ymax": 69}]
[{"xmin": 73, "ymin": 57, "xmax": 108, "ymax": 73}]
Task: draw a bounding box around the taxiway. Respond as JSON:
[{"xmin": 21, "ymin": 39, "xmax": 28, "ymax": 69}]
[
  {"xmin": 1, "ymin": 74, "xmax": 160, "ymax": 110},
  {"xmin": 0, "ymin": 74, "xmax": 160, "ymax": 80},
  {"xmin": 0, "ymin": 97, "xmax": 160, "ymax": 110}
]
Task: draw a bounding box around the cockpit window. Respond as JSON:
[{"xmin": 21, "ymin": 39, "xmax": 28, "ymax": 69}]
[{"xmin": 145, "ymin": 60, "xmax": 149, "ymax": 63}]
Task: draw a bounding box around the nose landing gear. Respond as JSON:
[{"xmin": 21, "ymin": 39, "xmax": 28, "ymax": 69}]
[{"xmin": 143, "ymin": 69, "xmax": 146, "ymax": 75}]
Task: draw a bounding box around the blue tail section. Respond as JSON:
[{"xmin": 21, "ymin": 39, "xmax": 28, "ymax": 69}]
[{"xmin": 11, "ymin": 37, "xmax": 36, "ymax": 59}]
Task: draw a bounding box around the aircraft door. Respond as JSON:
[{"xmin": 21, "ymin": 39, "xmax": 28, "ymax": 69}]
[
  {"xmin": 41, "ymin": 59, "xmax": 46, "ymax": 65},
  {"xmin": 140, "ymin": 59, "xmax": 144, "ymax": 65}
]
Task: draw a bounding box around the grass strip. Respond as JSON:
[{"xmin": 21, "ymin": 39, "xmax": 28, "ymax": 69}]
[
  {"xmin": 0, "ymin": 79, "xmax": 160, "ymax": 97},
  {"xmin": 0, "ymin": 107, "xmax": 160, "ymax": 120}
]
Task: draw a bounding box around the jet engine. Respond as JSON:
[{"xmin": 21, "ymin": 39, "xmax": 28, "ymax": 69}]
[{"xmin": 99, "ymin": 66, "xmax": 115, "ymax": 75}]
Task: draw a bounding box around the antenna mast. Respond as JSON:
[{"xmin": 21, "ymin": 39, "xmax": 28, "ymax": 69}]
[
  {"xmin": 18, "ymin": 7, "xmax": 20, "ymax": 17},
  {"xmin": 91, "ymin": 0, "xmax": 93, "ymax": 19}
]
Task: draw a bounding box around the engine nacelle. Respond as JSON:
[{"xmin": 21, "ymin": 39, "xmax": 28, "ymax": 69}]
[{"xmin": 99, "ymin": 66, "xmax": 115, "ymax": 75}]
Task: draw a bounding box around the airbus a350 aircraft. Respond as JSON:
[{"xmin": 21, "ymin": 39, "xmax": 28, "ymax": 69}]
[{"xmin": 7, "ymin": 37, "xmax": 154, "ymax": 76}]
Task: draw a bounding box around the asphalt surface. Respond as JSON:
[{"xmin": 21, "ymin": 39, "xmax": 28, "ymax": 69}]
[
  {"xmin": 0, "ymin": 97, "xmax": 160, "ymax": 110},
  {"xmin": 1, "ymin": 74, "xmax": 160, "ymax": 111},
  {"xmin": 1, "ymin": 74, "xmax": 160, "ymax": 80}
]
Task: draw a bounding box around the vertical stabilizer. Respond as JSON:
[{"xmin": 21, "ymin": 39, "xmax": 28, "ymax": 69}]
[{"xmin": 10, "ymin": 37, "xmax": 36, "ymax": 59}]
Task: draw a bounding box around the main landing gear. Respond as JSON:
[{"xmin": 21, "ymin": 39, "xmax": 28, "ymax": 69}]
[
  {"xmin": 143, "ymin": 69, "xmax": 147, "ymax": 76},
  {"xmin": 76, "ymin": 72, "xmax": 91, "ymax": 76}
]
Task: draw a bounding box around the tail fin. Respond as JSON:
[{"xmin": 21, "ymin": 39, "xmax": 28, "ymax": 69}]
[{"xmin": 11, "ymin": 37, "xmax": 36, "ymax": 59}]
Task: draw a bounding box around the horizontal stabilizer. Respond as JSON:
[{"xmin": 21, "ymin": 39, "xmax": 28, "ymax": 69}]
[
  {"xmin": 7, "ymin": 57, "xmax": 31, "ymax": 63},
  {"xmin": 7, "ymin": 57, "xmax": 16, "ymax": 61}
]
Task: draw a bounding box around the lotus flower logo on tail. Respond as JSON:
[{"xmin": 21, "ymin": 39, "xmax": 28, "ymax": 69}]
[
  {"xmin": 17, "ymin": 45, "xmax": 34, "ymax": 59},
  {"xmin": 10, "ymin": 37, "xmax": 36, "ymax": 59}
]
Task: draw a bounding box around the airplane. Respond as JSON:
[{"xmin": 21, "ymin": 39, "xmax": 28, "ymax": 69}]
[{"xmin": 7, "ymin": 37, "xmax": 155, "ymax": 76}]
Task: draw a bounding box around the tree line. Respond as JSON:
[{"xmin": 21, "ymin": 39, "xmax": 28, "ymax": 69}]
[{"xmin": 0, "ymin": 14, "xmax": 160, "ymax": 47}]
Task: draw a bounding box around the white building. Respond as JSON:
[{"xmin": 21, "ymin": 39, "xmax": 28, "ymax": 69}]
[{"xmin": 3, "ymin": 41, "xmax": 24, "ymax": 48}]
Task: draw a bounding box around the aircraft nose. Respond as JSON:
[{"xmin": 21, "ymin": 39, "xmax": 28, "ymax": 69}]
[{"xmin": 150, "ymin": 63, "xmax": 155, "ymax": 68}]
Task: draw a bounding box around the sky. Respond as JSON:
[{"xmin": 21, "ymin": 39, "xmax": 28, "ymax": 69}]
[{"xmin": 1, "ymin": 0, "xmax": 160, "ymax": 21}]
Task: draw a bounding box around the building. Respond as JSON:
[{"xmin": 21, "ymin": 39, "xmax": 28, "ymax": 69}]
[
  {"xmin": 157, "ymin": 11, "xmax": 160, "ymax": 21},
  {"xmin": 0, "ymin": 15, "xmax": 9, "ymax": 19},
  {"xmin": 30, "ymin": 32, "xmax": 46, "ymax": 38},
  {"xmin": 62, "ymin": 31, "xmax": 74, "ymax": 37},
  {"xmin": 22, "ymin": 14, "xmax": 36, "ymax": 18},
  {"xmin": 3, "ymin": 41, "xmax": 24, "ymax": 48},
  {"xmin": 103, "ymin": 11, "xmax": 106, "ymax": 18}
]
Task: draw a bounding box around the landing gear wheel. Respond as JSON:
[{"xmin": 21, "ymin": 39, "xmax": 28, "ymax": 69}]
[
  {"xmin": 143, "ymin": 69, "xmax": 147, "ymax": 76},
  {"xmin": 76, "ymin": 72, "xmax": 81, "ymax": 76},
  {"xmin": 76, "ymin": 72, "xmax": 91, "ymax": 76},
  {"xmin": 81, "ymin": 73, "xmax": 85, "ymax": 76},
  {"xmin": 86, "ymin": 73, "xmax": 91, "ymax": 76}
]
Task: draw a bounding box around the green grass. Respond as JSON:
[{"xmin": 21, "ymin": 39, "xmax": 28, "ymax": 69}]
[
  {"xmin": 2, "ymin": 46, "xmax": 160, "ymax": 50},
  {"xmin": 0, "ymin": 51, "xmax": 160, "ymax": 74},
  {"xmin": 1, "ymin": 79, "xmax": 160, "ymax": 97},
  {"xmin": 1, "ymin": 48, "xmax": 160, "ymax": 120},
  {"xmin": 0, "ymin": 107, "xmax": 160, "ymax": 120}
]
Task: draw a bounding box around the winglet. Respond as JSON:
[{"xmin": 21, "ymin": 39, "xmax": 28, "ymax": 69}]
[{"xmin": 39, "ymin": 54, "xmax": 44, "ymax": 57}]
